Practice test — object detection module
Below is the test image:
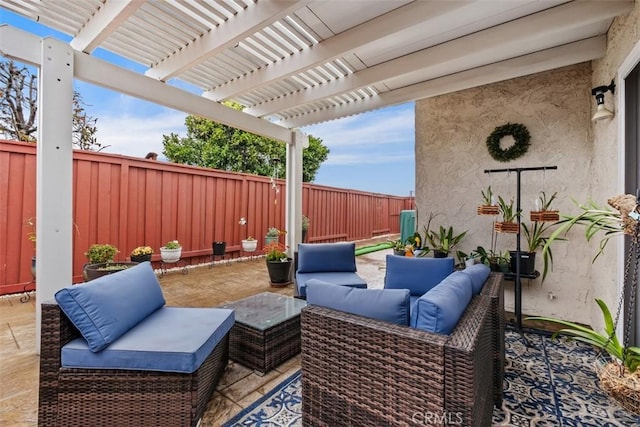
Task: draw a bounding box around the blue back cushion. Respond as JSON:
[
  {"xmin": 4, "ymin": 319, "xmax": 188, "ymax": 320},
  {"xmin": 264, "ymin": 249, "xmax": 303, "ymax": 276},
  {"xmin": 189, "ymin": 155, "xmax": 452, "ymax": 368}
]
[
  {"xmin": 411, "ymin": 271, "xmax": 472, "ymax": 334},
  {"xmin": 297, "ymin": 242, "xmax": 357, "ymax": 273},
  {"xmin": 461, "ymin": 263, "xmax": 490, "ymax": 295},
  {"xmin": 306, "ymin": 279, "xmax": 410, "ymax": 325},
  {"xmin": 296, "ymin": 271, "xmax": 367, "ymax": 297},
  {"xmin": 55, "ymin": 262, "xmax": 166, "ymax": 352},
  {"xmin": 384, "ymin": 255, "xmax": 454, "ymax": 296}
]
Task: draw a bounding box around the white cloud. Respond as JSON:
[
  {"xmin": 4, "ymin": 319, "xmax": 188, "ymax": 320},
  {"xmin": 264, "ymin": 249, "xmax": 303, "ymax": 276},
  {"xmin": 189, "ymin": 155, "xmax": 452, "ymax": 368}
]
[{"xmin": 96, "ymin": 109, "xmax": 187, "ymax": 158}]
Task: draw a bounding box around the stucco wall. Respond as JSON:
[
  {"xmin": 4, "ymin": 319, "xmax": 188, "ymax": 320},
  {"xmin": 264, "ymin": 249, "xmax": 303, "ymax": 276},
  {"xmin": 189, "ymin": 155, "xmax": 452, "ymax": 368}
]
[{"xmin": 415, "ymin": 2, "xmax": 640, "ymax": 329}]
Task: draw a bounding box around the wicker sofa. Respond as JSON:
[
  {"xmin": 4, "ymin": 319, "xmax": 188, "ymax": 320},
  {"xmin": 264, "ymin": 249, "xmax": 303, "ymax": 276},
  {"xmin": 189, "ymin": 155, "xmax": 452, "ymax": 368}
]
[
  {"xmin": 38, "ymin": 262, "xmax": 234, "ymax": 427},
  {"xmin": 300, "ymin": 271, "xmax": 503, "ymax": 426}
]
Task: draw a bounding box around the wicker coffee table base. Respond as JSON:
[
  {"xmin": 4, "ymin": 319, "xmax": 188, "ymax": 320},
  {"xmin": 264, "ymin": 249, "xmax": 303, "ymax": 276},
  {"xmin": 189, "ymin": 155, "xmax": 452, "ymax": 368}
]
[{"xmin": 229, "ymin": 316, "xmax": 301, "ymax": 375}]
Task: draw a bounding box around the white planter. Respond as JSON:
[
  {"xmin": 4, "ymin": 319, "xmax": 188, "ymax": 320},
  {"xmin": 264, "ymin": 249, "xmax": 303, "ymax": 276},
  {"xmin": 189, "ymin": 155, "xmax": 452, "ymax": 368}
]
[
  {"xmin": 160, "ymin": 247, "xmax": 182, "ymax": 263},
  {"xmin": 242, "ymin": 239, "xmax": 258, "ymax": 252}
]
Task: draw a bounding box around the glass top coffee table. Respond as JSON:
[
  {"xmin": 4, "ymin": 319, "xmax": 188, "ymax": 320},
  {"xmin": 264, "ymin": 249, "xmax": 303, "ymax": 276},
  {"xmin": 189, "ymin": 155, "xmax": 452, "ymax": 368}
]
[{"xmin": 220, "ymin": 292, "xmax": 306, "ymax": 375}]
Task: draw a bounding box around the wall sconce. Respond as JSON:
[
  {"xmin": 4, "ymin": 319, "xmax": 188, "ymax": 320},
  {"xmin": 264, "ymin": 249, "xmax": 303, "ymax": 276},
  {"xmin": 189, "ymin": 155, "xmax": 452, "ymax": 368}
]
[{"xmin": 591, "ymin": 80, "xmax": 615, "ymax": 122}]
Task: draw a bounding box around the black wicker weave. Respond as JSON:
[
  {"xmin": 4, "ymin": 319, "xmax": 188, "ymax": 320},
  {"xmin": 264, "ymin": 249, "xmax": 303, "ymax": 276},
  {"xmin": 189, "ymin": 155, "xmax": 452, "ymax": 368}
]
[
  {"xmin": 38, "ymin": 303, "xmax": 229, "ymax": 427},
  {"xmin": 300, "ymin": 274, "xmax": 502, "ymax": 427},
  {"xmin": 480, "ymin": 272, "xmax": 505, "ymax": 406}
]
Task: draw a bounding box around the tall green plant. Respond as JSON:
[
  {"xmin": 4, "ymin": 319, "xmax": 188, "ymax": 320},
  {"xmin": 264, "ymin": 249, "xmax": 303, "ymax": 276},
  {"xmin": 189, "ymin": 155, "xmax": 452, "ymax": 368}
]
[
  {"xmin": 497, "ymin": 196, "xmax": 519, "ymax": 222},
  {"xmin": 528, "ymin": 299, "xmax": 640, "ymax": 373},
  {"xmin": 424, "ymin": 225, "xmax": 467, "ymax": 255},
  {"xmin": 522, "ymin": 222, "xmax": 565, "ymax": 282}
]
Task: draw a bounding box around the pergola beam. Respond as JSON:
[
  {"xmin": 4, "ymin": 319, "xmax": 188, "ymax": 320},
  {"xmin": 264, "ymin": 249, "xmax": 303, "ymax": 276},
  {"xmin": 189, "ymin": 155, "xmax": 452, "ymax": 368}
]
[
  {"xmin": 145, "ymin": 0, "xmax": 310, "ymax": 82},
  {"xmin": 284, "ymin": 36, "xmax": 605, "ymax": 128}
]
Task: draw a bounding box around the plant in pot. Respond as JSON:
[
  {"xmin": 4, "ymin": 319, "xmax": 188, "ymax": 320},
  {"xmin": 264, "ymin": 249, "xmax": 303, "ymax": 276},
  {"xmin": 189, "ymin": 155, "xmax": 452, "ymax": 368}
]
[
  {"xmin": 242, "ymin": 236, "xmax": 258, "ymax": 252},
  {"xmin": 512, "ymin": 221, "xmax": 565, "ymax": 281},
  {"xmin": 265, "ymin": 227, "xmax": 280, "ymax": 245},
  {"xmin": 471, "ymin": 246, "xmax": 509, "ymax": 272},
  {"xmin": 130, "ymin": 246, "xmax": 154, "ymax": 263},
  {"xmin": 495, "ymin": 196, "xmax": 520, "ymax": 233},
  {"xmin": 264, "ymin": 241, "xmax": 292, "ymax": 286},
  {"xmin": 477, "ymin": 185, "xmax": 500, "ymax": 216},
  {"xmin": 389, "ymin": 238, "xmax": 406, "ymax": 256},
  {"xmin": 160, "ymin": 240, "xmax": 182, "ymax": 263},
  {"xmin": 25, "ymin": 217, "xmax": 36, "ymax": 279},
  {"xmin": 424, "ymin": 225, "xmax": 467, "ymax": 258},
  {"xmin": 530, "ymin": 191, "xmax": 560, "ymax": 222},
  {"xmin": 84, "ymin": 244, "xmax": 137, "ymax": 281}
]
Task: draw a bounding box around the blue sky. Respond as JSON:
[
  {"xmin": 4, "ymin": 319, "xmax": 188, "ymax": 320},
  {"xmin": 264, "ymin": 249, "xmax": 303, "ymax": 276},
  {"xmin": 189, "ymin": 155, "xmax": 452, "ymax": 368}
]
[{"xmin": 1, "ymin": 9, "xmax": 415, "ymax": 196}]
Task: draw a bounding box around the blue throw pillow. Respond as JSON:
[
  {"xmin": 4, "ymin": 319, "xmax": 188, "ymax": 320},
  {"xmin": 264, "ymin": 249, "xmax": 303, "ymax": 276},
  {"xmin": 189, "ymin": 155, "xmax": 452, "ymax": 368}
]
[
  {"xmin": 297, "ymin": 242, "xmax": 357, "ymax": 273},
  {"xmin": 461, "ymin": 263, "xmax": 490, "ymax": 295},
  {"xmin": 411, "ymin": 272, "xmax": 472, "ymax": 334},
  {"xmin": 384, "ymin": 255, "xmax": 454, "ymax": 296},
  {"xmin": 306, "ymin": 279, "xmax": 410, "ymax": 325},
  {"xmin": 55, "ymin": 262, "xmax": 166, "ymax": 352}
]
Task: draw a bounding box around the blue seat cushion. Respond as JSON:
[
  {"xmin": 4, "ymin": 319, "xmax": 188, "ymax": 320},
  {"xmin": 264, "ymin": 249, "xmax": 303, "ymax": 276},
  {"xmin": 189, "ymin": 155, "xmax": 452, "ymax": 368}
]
[
  {"xmin": 55, "ymin": 262, "xmax": 166, "ymax": 352},
  {"xmin": 306, "ymin": 279, "xmax": 410, "ymax": 325},
  {"xmin": 462, "ymin": 263, "xmax": 491, "ymax": 295},
  {"xmin": 384, "ymin": 255, "xmax": 454, "ymax": 296},
  {"xmin": 297, "ymin": 242, "xmax": 357, "ymax": 273},
  {"xmin": 61, "ymin": 307, "xmax": 234, "ymax": 373},
  {"xmin": 411, "ymin": 271, "xmax": 473, "ymax": 334},
  {"xmin": 296, "ymin": 271, "xmax": 367, "ymax": 297}
]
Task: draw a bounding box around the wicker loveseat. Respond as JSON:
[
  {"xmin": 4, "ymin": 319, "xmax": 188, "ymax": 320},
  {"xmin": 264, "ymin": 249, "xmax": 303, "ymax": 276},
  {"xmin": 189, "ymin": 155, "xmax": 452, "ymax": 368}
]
[
  {"xmin": 38, "ymin": 262, "xmax": 234, "ymax": 427},
  {"xmin": 300, "ymin": 271, "xmax": 503, "ymax": 426}
]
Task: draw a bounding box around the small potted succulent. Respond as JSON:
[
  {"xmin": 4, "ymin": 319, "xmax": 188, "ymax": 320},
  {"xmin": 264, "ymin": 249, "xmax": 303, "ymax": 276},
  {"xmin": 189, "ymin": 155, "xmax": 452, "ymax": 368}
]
[
  {"xmin": 242, "ymin": 236, "xmax": 258, "ymax": 252},
  {"xmin": 83, "ymin": 244, "xmax": 137, "ymax": 281},
  {"xmin": 265, "ymin": 227, "xmax": 280, "ymax": 245},
  {"xmin": 160, "ymin": 240, "xmax": 182, "ymax": 263},
  {"xmin": 130, "ymin": 246, "xmax": 154, "ymax": 263}
]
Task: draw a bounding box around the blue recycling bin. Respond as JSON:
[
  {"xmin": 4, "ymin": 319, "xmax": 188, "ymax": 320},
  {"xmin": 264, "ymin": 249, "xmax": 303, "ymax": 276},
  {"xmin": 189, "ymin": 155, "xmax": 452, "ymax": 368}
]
[{"xmin": 399, "ymin": 210, "xmax": 416, "ymax": 244}]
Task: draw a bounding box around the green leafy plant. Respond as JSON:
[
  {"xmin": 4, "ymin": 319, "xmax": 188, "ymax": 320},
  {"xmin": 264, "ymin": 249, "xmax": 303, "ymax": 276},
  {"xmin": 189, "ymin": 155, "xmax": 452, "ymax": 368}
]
[
  {"xmin": 542, "ymin": 199, "xmax": 625, "ymax": 262},
  {"xmin": 424, "ymin": 225, "xmax": 467, "ymax": 255},
  {"xmin": 406, "ymin": 231, "xmax": 422, "ymax": 249},
  {"xmin": 264, "ymin": 241, "xmax": 288, "ymax": 262},
  {"xmin": 302, "ymin": 215, "xmax": 310, "ymax": 231},
  {"xmin": 389, "ymin": 239, "xmax": 406, "ymax": 251},
  {"xmin": 522, "ymin": 222, "xmax": 565, "ymax": 282},
  {"xmin": 163, "ymin": 240, "xmax": 181, "ymax": 249},
  {"xmin": 498, "ymin": 196, "xmax": 519, "ymax": 222},
  {"xmin": 481, "ymin": 186, "xmax": 494, "ymax": 205},
  {"xmin": 266, "ymin": 227, "xmax": 281, "ymax": 237},
  {"xmin": 536, "ymin": 191, "xmax": 558, "ymax": 211},
  {"xmin": 85, "ymin": 244, "xmax": 119, "ymax": 264},
  {"xmin": 527, "ymin": 299, "xmax": 640, "ymax": 373}
]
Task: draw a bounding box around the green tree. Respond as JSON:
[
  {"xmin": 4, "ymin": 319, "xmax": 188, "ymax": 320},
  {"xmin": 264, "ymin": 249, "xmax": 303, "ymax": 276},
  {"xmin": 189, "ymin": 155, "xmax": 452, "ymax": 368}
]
[
  {"xmin": 0, "ymin": 59, "xmax": 104, "ymax": 150},
  {"xmin": 162, "ymin": 113, "xmax": 329, "ymax": 182}
]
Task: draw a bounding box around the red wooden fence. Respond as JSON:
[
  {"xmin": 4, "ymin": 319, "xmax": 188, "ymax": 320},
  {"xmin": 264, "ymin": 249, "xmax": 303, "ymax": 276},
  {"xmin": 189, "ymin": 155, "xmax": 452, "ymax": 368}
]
[{"xmin": 0, "ymin": 140, "xmax": 411, "ymax": 295}]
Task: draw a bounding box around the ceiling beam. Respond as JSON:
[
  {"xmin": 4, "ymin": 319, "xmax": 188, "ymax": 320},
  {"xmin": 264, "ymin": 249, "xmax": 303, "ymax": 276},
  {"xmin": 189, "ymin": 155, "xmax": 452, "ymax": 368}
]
[
  {"xmin": 204, "ymin": 0, "xmax": 476, "ymax": 101},
  {"xmin": 245, "ymin": 0, "xmax": 631, "ymax": 118},
  {"xmin": 70, "ymin": 0, "xmax": 142, "ymax": 53},
  {"xmin": 0, "ymin": 25, "xmax": 292, "ymax": 143},
  {"xmin": 285, "ymin": 36, "xmax": 605, "ymax": 128},
  {"xmin": 145, "ymin": 0, "xmax": 310, "ymax": 82}
]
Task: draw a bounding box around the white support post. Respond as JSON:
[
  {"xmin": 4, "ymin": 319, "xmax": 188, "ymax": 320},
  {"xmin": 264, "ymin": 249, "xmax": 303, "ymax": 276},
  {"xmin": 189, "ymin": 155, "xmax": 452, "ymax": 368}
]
[
  {"xmin": 285, "ymin": 130, "xmax": 308, "ymax": 257},
  {"xmin": 35, "ymin": 38, "xmax": 74, "ymax": 352}
]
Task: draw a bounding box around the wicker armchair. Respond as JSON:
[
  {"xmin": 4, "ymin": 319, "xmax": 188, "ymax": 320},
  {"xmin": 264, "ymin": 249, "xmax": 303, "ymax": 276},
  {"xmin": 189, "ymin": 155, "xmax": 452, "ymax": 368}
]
[
  {"xmin": 301, "ymin": 277, "xmax": 499, "ymax": 426},
  {"xmin": 38, "ymin": 303, "xmax": 229, "ymax": 427},
  {"xmin": 480, "ymin": 272, "xmax": 505, "ymax": 406}
]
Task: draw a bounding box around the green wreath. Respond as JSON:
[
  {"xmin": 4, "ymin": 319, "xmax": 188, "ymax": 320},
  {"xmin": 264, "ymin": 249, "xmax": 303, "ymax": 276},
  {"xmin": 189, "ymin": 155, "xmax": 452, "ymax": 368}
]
[{"xmin": 486, "ymin": 123, "xmax": 530, "ymax": 162}]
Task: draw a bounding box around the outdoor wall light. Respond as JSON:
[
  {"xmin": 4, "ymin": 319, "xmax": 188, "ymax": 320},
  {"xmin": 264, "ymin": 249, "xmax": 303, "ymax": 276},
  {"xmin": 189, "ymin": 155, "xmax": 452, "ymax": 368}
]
[{"xmin": 591, "ymin": 80, "xmax": 615, "ymax": 122}]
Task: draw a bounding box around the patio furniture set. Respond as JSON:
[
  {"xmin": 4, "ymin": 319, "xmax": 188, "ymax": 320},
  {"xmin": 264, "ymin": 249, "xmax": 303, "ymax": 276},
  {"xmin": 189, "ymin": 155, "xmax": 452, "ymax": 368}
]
[{"xmin": 37, "ymin": 242, "xmax": 503, "ymax": 426}]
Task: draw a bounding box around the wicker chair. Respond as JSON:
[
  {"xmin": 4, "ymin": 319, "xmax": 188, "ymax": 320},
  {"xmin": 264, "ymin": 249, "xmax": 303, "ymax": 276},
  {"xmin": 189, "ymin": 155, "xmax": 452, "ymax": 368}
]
[
  {"xmin": 480, "ymin": 272, "xmax": 505, "ymax": 406},
  {"xmin": 301, "ymin": 274, "xmax": 502, "ymax": 426},
  {"xmin": 38, "ymin": 303, "xmax": 229, "ymax": 427}
]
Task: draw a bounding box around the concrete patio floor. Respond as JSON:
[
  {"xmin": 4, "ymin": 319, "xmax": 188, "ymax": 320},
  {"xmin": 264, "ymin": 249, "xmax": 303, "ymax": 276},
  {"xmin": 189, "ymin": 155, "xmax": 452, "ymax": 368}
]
[{"xmin": 0, "ymin": 238, "xmax": 390, "ymax": 426}]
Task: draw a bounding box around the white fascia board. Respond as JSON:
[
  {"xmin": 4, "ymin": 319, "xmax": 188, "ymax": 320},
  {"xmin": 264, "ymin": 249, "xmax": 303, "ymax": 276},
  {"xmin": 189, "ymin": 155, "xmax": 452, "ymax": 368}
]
[
  {"xmin": 247, "ymin": 0, "xmax": 631, "ymax": 117},
  {"xmin": 70, "ymin": 0, "xmax": 142, "ymax": 53},
  {"xmin": 206, "ymin": 0, "xmax": 473, "ymax": 100},
  {"xmin": 287, "ymin": 36, "xmax": 606, "ymax": 128},
  {"xmin": 145, "ymin": 0, "xmax": 309, "ymax": 81}
]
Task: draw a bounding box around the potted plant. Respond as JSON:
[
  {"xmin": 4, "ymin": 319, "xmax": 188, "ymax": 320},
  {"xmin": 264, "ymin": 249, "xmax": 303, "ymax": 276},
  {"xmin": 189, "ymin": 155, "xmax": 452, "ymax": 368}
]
[
  {"xmin": 25, "ymin": 217, "xmax": 36, "ymax": 279},
  {"xmin": 242, "ymin": 236, "xmax": 258, "ymax": 252},
  {"xmin": 530, "ymin": 191, "xmax": 560, "ymax": 222},
  {"xmin": 424, "ymin": 225, "xmax": 467, "ymax": 258},
  {"xmin": 389, "ymin": 238, "xmax": 406, "ymax": 256},
  {"xmin": 130, "ymin": 246, "xmax": 153, "ymax": 263},
  {"xmin": 527, "ymin": 299, "xmax": 640, "ymax": 414},
  {"xmin": 302, "ymin": 215, "xmax": 310, "ymax": 243},
  {"xmin": 83, "ymin": 244, "xmax": 137, "ymax": 281},
  {"xmin": 264, "ymin": 241, "xmax": 292, "ymax": 285},
  {"xmin": 160, "ymin": 240, "xmax": 182, "ymax": 263},
  {"xmin": 512, "ymin": 221, "xmax": 564, "ymax": 280},
  {"xmin": 213, "ymin": 241, "xmax": 226, "ymax": 256},
  {"xmin": 477, "ymin": 186, "xmax": 500, "ymax": 215},
  {"xmin": 471, "ymin": 246, "xmax": 509, "ymax": 272},
  {"xmin": 265, "ymin": 227, "xmax": 280, "ymax": 245},
  {"xmin": 495, "ymin": 196, "xmax": 520, "ymax": 233}
]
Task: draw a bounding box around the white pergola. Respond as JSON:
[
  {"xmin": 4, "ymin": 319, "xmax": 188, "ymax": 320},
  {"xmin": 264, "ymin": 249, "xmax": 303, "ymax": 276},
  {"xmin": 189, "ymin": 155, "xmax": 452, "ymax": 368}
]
[{"xmin": 0, "ymin": 0, "xmax": 633, "ymax": 349}]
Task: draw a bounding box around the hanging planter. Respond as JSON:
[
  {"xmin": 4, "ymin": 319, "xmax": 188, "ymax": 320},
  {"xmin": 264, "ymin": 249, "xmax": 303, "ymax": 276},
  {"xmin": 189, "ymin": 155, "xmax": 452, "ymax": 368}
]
[
  {"xmin": 494, "ymin": 222, "xmax": 519, "ymax": 234},
  {"xmin": 597, "ymin": 361, "xmax": 640, "ymax": 415},
  {"xmin": 530, "ymin": 191, "xmax": 560, "ymax": 222},
  {"xmin": 477, "ymin": 205, "xmax": 500, "ymax": 215}
]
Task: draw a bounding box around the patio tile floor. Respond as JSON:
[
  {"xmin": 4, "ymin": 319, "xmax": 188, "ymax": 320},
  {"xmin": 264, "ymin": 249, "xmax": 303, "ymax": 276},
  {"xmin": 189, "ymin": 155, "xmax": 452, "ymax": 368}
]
[{"xmin": 0, "ymin": 238, "xmax": 389, "ymax": 427}]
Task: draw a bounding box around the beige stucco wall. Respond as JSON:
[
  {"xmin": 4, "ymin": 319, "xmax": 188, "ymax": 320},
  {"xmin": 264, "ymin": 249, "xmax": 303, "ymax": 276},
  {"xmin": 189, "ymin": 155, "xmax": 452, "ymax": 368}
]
[{"xmin": 414, "ymin": 3, "xmax": 640, "ymax": 329}]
